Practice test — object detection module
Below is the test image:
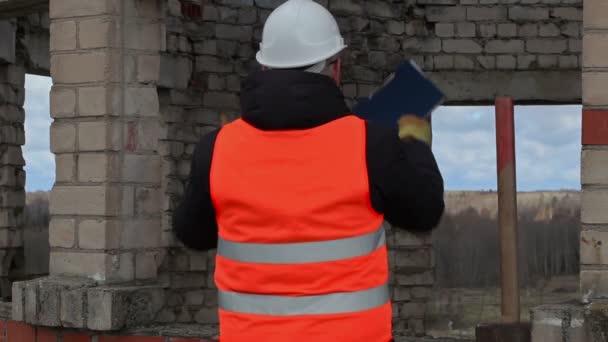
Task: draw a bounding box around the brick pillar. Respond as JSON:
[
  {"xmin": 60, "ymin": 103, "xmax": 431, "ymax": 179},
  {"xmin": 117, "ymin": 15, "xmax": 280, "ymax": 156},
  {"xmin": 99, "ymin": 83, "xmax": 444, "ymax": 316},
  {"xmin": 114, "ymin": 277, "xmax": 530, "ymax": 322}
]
[
  {"xmin": 12, "ymin": 0, "xmax": 166, "ymax": 331},
  {"xmin": 580, "ymin": 0, "xmax": 608, "ymax": 299},
  {"xmin": 0, "ymin": 59, "xmax": 26, "ymax": 300}
]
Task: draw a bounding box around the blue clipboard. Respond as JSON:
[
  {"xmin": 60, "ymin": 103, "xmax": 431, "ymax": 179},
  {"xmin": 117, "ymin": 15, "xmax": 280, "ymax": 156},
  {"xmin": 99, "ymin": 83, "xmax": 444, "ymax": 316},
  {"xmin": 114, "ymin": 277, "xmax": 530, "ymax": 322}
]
[{"xmin": 353, "ymin": 60, "xmax": 445, "ymax": 126}]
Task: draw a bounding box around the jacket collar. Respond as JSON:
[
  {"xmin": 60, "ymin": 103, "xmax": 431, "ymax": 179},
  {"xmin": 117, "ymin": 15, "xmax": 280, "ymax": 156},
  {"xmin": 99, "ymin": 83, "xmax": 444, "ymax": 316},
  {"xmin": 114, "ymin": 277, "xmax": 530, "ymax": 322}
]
[{"xmin": 240, "ymin": 69, "xmax": 351, "ymax": 130}]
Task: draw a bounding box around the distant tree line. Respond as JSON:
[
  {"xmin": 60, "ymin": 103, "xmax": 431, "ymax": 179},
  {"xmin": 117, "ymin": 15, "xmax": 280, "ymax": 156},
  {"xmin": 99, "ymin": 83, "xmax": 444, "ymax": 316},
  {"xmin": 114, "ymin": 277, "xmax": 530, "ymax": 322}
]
[{"xmin": 433, "ymin": 207, "xmax": 580, "ymax": 288}]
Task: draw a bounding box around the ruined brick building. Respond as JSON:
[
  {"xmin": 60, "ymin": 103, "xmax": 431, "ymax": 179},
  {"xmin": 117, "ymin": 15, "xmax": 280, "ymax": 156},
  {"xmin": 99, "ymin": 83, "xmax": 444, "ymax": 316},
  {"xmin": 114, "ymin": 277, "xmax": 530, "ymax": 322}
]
[{"xmin": 0, "ymin": 0, "xmax": 606, "ymax": 341}]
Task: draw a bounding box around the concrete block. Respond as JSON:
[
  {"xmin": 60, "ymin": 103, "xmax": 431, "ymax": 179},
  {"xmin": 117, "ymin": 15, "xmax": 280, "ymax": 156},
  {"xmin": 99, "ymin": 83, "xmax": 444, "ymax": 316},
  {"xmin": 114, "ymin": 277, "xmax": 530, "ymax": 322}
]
[
  {"xmin": 426, "ymin": 6, "xmax": 466, "ymax": 22},
  {"xmin": 531, "ymin": 304, "xmax": 585, "ymax": 342},
  {"xmin": 125, "ymin": 87, "xmax": 159, "ymax": 116},
  {"xmin": 395, "ymin": 248, "xmax": 431, "ymax": 268},
  {"xmin": 78, "ymin": 219, "xmax": 120, "ymax": 250},
  {"xmin": 203, "ymin": 92, "xmax": 240, "ymax": 109},
  {"xmin": 60, "ymin": 287, "xmax": 87, "ymax": 328},
  {"xmin": 400, "ymin": 302, "xmax": 426, "ymax": 318},
  {"xmin": 561, "ymin": 22, "xmax": 580, "ymax": 38},
  {"xmin": 135, "ymin": 251, "xmax": 160, "ymax": 280},
  {"xmin": 582, "ymin": 149, "xmax": 608, "ymax": 185},
  {"xmin": 49, "ymin": 21, "xmax": 76, "ymax": 51},
  {"xmin": 189, "ymin": 252, "xmax": 208, "ymax": 271},
  {"xmin": 122, "ymin": 154, "xmax": 161, "ymax": 183},
  {"xmin": 194, "ymin": 307, "xmax": 219, "ymax": 324},
  {"xmin": 585, "ymin": 0, "xmax": 608, "ymax": 29},
  {"xmin": 517, "ymin": 55, "xmax": 537, "ymax": 69},
  {"xmin": 55, "ymin": 154, "xmax": 75, "ymax": 183},
  {"xmin": 24, "ymin": 281, "xmax": 38, "ymax": 324},
  {"xmin": 49, "ymin": 0, "xmax": 111, "ymax": 18},
  {"xmin": 171, "ymin": 273, "xmax": 207, "ymax": 289},
  {"xmin": 50, "ymin": 87, "xmax": 76, "ymax": 118},
  {"xmin": 538, "ymin": 23, "xmax": 560, "ymax": 37},
  {"xmin": 135, "ymin": 187, "xmax": 161, "ymax": 215},
  {"xmin": 559, "ymin": 55, "xmax": 579, "ymax": 69},
  {"xmin": 387, "ymin": 21, "xmax": 405, "ymax": 35},
  {"xmin": 583, "ymin": 72, "xmax": 608, "ymax": 106},
  {"xmin": 49, "ymin": 218, "xmax": 76, "ymax": 248},
  {"xmin": 581, "ymin": 270, "xmax": 608, "ymax": 298},
  {"xmin": 78, "ymin": 87, "xmax": 110, "ymax": 117},
  {"xmin": 51, "ymin": 53, "xmax": 109, "ymax": 84},
  {"xmin": 78, "ymin": 153, "xmax": 117, "ymax": 182},
  {"xmin": 215, "ymin": 24, "xmax": 252, "ymax": 42},
  {"xmin": 467, "ymin": 7, "xmax": 507, "ymax": 21},
  {"xmin": 519, "ymin": 23, "xmax": 538, "ymax": 37},
  {"xmin": 195, "ymin": 56, "xmax": 233, "ymax": 73},
  {"xmin": 122, "ymin": 186, "xmax": 135, "ymax": 217},
  {"xmin": 581, "ymin": 230, "xmax": 608, "ymax": 265},
  {"xmin": 552, "ymin": 7, "xmax": 582, "ymax": 21},
  {"xmin": 509, "ymin": 7, "xmax": 549, "ymax": 20},
  {"xmin": 582, "ymin": 188, "xmax": 608, "ymax": 224},
  {"xmin": 393, "ymin": 229, "xmax": 431, "ymax": 247},
  {"xmin": 137, "ymin": 55, "xmax": 160, "ymax": 83},
  {"xmin": 570, "ymin": 39, "xmax": 582, "ymax": 53},
  {"xmin": 392, "ymin": 287, "xmax": 411, "ymax": 302},
  {"xmin": 87, "ymin": 285, "xmax": 164, "ymax": 331},
  {"xmin": 120, "ymin": 219, "xmax": 161, "ymax": 248},
  {"xmin": 329, "ymin": 0, "xmax": 363, "ymax": 15},
  {"xmin": 486, "ymin": 40, "xmax": 525, "ymax": 53},
  {"xmin": 455, "ymin": 22, "xmax": 475, "ymax": 38},
  {"xmin": 584, "ymin": 32, "xmax": 608, "ymax": 68},
  {"xmin": 50, "ymin": 123, "xmax": 76, "ymax": 153},
  {"xmin": 396, "ymin": 271, "xmax": 434, "ymax": 286},
  {"xmin": 443, "ymin": 39, "xmax": 482, "ymax": 53},
  {"xmin": 498, "ymin": 23, "xmax": 517, "ymax": 37},
  {"xmin": 77, "ymin": 120, "xmax": 121, "ymax": 152},
  {"xmin": 12, "ymin": 281, "xmax": 25, "ymax": 321},
  {"xmin": 538, "ymin": 55, "xmax": 559, "ymax": 69},
  {"xmin": 50, "ymin": 185, "xmax": 119, "ymax": 216},
  {"xmin": 0, "ymin": 146, "xmax": 24, "ymax": 167},
  {"xmin": 0, "ymin": 21, "xmax": 15, "ymax": 64},
  {"xmin": 527, "ymin": 39, "xmax": 568, "ymax": 53},
  {"xmin": 79, "ymin": 18, "xmax": 117, "ymax": 49}
]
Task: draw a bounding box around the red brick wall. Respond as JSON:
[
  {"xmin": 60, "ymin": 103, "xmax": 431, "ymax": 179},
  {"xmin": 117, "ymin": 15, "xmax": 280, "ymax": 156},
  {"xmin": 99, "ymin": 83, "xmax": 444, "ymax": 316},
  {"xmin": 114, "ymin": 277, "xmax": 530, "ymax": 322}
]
[{"xmin": 0, "ymin": 321, "xmax": 216, "ymax": 342}]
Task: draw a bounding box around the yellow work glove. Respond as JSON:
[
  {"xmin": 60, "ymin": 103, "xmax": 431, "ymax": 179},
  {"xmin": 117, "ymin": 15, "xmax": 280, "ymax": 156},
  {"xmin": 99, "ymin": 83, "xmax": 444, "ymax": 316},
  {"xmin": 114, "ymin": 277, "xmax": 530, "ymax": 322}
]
[{"xmin": 398, "ymin": 114, "xmax": 432, "ymax": 146}]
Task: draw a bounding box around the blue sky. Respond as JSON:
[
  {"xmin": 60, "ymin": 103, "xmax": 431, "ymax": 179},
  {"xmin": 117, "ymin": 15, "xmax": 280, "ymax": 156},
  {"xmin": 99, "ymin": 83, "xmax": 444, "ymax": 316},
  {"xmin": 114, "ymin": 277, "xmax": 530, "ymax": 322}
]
[{"xmin": 24, "ymin": 75, "xmax": 581, "ymax": 192}]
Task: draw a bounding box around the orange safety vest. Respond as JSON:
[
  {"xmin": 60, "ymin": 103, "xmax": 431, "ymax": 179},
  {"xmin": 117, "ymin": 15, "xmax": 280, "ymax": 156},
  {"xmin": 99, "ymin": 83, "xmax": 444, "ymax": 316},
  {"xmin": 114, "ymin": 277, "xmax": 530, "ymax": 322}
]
[{"xmin": 210, "ymin": 115, "xmax": 392, "ymax": 342}]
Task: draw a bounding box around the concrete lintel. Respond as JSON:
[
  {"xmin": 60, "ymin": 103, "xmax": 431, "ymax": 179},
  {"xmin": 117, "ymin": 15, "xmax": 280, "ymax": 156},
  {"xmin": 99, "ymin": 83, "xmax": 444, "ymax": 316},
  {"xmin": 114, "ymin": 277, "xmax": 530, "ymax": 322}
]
[
  {"xmin": 429, "ymin": 71, "xmax": 582, "ymax": 106},
  {"xmin": 0, "ymin": 0, "xmax": 48, "ymax": 19}
]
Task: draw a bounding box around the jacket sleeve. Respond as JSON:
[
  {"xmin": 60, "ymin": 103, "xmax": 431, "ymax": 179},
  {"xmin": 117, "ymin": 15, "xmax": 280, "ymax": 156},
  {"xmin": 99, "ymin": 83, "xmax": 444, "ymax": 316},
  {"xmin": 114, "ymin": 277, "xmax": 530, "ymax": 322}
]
[
  {"xmin": 366, "ymin": 121, "xmax": 445, "ymax": 232},
  {"xmin": 172, "ymin": 129, "xmax": 220, "ymax": 251}
]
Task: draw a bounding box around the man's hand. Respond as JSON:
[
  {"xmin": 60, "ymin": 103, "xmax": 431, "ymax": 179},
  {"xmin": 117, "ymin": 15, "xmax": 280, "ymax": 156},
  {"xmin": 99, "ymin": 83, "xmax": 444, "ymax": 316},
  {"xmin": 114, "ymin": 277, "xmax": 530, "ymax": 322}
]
[{"xmin": 398, "ymin": 114, "xmax": 432, "ymax": 146}]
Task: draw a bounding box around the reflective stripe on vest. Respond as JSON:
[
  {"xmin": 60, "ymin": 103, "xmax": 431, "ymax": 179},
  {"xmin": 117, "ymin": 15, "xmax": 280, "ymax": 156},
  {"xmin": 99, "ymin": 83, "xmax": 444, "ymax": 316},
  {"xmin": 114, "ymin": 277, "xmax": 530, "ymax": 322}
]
[
  {"xmin": 217, "ymin": 222, "xmax": 388, "ymax": 264},
  {"xmin": 216, "ymin": 222, "xmax": 390, "ymax": 315},
  {"xmin": 219, "ymin": 282, "xmax": 390, "ymax": 316}
]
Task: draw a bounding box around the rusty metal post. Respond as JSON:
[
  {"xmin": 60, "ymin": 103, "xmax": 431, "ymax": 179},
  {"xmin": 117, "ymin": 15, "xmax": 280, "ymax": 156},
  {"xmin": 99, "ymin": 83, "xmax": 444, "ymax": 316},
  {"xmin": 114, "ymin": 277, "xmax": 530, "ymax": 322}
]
[
  {"xmin": 476, "ymin": 97, "xmax": 529, "ymax": 342},
  {"xmin": 495, "ymin": 96, "xmax": 520, "ymax": 324}
]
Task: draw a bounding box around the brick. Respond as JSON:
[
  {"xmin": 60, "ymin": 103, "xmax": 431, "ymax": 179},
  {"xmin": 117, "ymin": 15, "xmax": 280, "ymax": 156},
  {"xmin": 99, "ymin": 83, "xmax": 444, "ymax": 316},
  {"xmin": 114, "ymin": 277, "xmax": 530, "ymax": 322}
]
[
  {"xmin": 137, "ymin": 55, "xmax": 160, "ymax": 83},
  {"xmin": 79, "ymin": 18, "xmax": 116, "ymax": 49},
  {"xmin": 6, "ymin": 321, "xmax": 34, "ymax": 342},
  {"xmin": 203, "ymin": 92, "xmax": 240, "ymax": 109},
  {"xmin": 51, "ymin": 53, "xmax": 109, "ymax": 84},
  {"xmin": 584, "ymin": 33, "xmax": 608, "ymax": 68},
  {"xmin": 570, "ymin": 39, "xmax": 582, "ymax": 53},
  {"xmin": 50, "ymin": 123, "xmax": 76, "ymax": 153},
  {"xmin": 497, "ymin": 23, "xmax": 517, "ymax": 38},
  {"xmin": 392, "ymin": 287, "xmax": 411, "ymax": 301},
  {"xmin": 120, "ymin": 219, "xmax": 161, "ymax": 248},
  {"xmin": 426, "ymin": 6, "xmax": 466, "ymax": 22},
  {"xmin": 581, "ymin": 230, "xmax": 608, "ymax": 265},
  {"xmin": 582, "ymin": 188, "xmax": 608, "ymax": 224},
  {"xmin": 78, "ymin": 87, "xmax": 110, "ymax": 116},
  {"xmin": 125, "ymin": 87, "xmax": 159, "ymax": 116},
  {"xmin": 514, "ymin": 55, "xmax": 535, "ymax": 70},
  {"xmin": 477, "ymin": 56, "xmax": 496, "ymax": 69},
  {"xmin": 136, "ymin": 251, "xmax": 159, "ymax": 280},
  {"xmin": 561, "ymin": 22, "xmax": 580, "ymax": 38},
  {"xmin": 559, "ymin": 55, "xmax": 578, "ymax": 69},
  {"xmin": 78, "ymin": 121, "xmax": 121, "ymax": 152},
  {"xmin": 551, "ymin": 7, "xmax": 582, "ymax": 20},
  {"xmin": 479, "ymin": 23, "xmax": 496, "ymax": 38},
  {"xmin": 387, "ymin": 21, "xmax": 405, "ymax": 35},
  {"xmin": 443, "ymin": 39, "xmax": 482, "ymax": 53},
  {"xmin": 49, "ymin": 218, "xmax": 76, "ymax": 248},
  {"xmin": 583, "ymin": 73, "xmax": 608, "ymax": 107},
  {"xmin": 585, "ymin": 0, "xmax": 608, "ymax": 29},
  {"xmin": 581, "ymin": 270, "xmax": 608, "ymax": 297},
  {"xmin": 135, "ymin": 187, "xmax": 161, "ymax": 215},
  {"xmin": 194, "ymin": 307, "xmax": 219, "ymax": 324},
  {"xmin": 122, "ymin": 154, "xmax": 161, "ymax": 183},
  {"xmin": 518, "ymin": 23, "xmax": 538, "ymax": 37},
  {"xmin": 79, "ymin": 220, "xmax": 120, "ymax": 250},
  {"xmin": 527, "ymin": 39, "xmax": 567, "ymax": 53},
  {"xmin": 455, "ymin": 22, "xmax": 475, "ymax": 37},
  {"xmin": 582, "ymin": 110, "xmax": 608, "ymax": 145},
  {"xmin": 509, "ymin": 7, "xmax": 549, "ymax": 20},
  {"xmin": 400, "ymin": 302, "xmax": 426, "ymax": 318},
  {"xmin": 50, "ymin": 185, "xmax": 119, "ymax": 216},
  {"xmin": 538, "ymin": 55, "xmax": 558, "ymax": 69},
  {"xmin": 62, "ymin": 331, "xmax": 91, "ymax": 342},
  {"xmin": 55, "ymin": 154, "xmax": 75, "ymax": 183},
  {"xmin": 52, "ymin": 251, "xmax": 134, "ymax": 283},
  {"xmin": 50, "ymin": 87, "xmax": 76, "ymax": 118},
  {"xmin": 184, "ymin": 290, "xmax": 205, "ymax": 306},
  {"xmin": 539, "ymin": 23, "xmax": 560, "ymax": 37},
  {"xmin": 485, "ymin": 40, "xmax": 524, "ymax": 53},
  {"xmin": 50, "ymin": 21, "xmax": 76, "ymax": 51},
  {"xmin": 433, "ymin": 56, "xmax": 454, "ymax": 70},
  {"xmin": 434, "ymin": 23, "xmax": 454, "ymax": 38},
  {"xmin": 36, "ymin": 327, "xmax": 58, "ymax": 342},
  {"xmin": 467, "ymin": 7, "xmax": 507, "ymax": 21},
  {"xmin": 396, "ymin": 271, "xmax": 434, "ymax": 285},
  {"xmin": 78, "ymin": 153, "xmax": 117, "ymax": 182},
  {"xmin": 49, "ymin": 0, "xmax": 110, "ymax": 18},
  {"xmin": 215, "ymin": 24, "xmax": 252, "ymax": 42},
  {"xmin": 329, "ymin": 0, "xmax": 363, "ymax": 15},
  {"xmin": 497, "ymin": 55, "xmax": 517, "ymax": 69}
]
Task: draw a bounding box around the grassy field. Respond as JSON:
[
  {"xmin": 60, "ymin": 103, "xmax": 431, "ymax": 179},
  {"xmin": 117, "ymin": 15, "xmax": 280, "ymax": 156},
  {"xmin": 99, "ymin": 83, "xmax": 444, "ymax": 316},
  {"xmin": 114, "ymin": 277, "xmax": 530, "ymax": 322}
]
[{"xmin": 424, "ymin": 276, "xmax": 580, "ymax": 339}]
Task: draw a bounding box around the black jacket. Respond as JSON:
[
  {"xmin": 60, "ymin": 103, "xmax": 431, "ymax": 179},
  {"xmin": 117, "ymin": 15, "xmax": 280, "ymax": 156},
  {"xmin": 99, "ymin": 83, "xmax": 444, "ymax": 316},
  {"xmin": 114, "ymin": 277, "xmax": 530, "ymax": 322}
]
[{"xmin": 173, "ymin": 70, "xmax": 445, "ymax": 251}]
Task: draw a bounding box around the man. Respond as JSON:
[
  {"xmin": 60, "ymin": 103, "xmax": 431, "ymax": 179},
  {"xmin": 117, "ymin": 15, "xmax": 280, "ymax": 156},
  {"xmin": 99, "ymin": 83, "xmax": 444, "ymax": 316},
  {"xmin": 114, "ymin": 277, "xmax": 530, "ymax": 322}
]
[{"xmin": 173, "ymin": 0, "xmax": 444, "ymax": 341}]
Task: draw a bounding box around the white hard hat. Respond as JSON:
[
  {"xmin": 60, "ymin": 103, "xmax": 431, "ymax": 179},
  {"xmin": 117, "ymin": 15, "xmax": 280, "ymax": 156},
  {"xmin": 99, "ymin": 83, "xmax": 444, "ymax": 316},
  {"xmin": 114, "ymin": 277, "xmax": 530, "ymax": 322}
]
[{"xmin": 256, "ymin": 0, "xmax": 347, "ymax": 70}]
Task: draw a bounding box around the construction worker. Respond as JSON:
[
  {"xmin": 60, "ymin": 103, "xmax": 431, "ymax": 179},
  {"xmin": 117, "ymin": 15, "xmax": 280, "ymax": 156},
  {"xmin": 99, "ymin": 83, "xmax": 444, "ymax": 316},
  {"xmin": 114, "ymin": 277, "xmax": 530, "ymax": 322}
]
[{"xmin": 173, "ymin": 0, "xmax": 444, "ymax": 341}]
